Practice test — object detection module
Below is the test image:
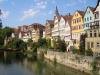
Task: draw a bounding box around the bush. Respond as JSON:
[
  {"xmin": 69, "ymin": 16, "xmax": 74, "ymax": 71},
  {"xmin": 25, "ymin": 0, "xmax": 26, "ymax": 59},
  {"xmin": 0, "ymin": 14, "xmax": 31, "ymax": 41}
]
[
  {"xmin": 38, "ymin": 38, "xmax": 47, "ymax": 48},
  {"xmin": 71, "ymin": 46, "xmax": 78, "ymax": 54},
  {"xmin": 52, "ymin": 38, "xmax": 66, "ymax": 52},
  {"xmin": 85, "ymin": 48, "xmax": 93, "ymax": 56},
  {"xmin": 46, "ymin": 38, "xmax": 52, "ymax": 48}
]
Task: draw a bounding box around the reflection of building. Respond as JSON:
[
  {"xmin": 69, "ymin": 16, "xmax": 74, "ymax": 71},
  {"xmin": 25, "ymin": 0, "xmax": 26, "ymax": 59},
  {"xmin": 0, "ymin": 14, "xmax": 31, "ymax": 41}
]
[
  {"xmin": 45, "ymin": 20, "xmax": 54, "ymax": 39},
  {"xmin": 85, "ymin": 0, "xmax": 100, "ymax": 56},
  {"xmin": 71, "ymin": 11, "xmax": 84, "ymax": 49}
]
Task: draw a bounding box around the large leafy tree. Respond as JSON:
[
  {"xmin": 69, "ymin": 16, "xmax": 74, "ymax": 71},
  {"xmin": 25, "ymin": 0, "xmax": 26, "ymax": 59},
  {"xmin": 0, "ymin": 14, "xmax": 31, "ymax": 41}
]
[
  {"xmin": 53, "ymin": 38, "xmax": 66, "ymax": 52},
  {"xmin": 79, "ymin": 34, "xmax": 87, "ymax": 55},
  {"xmin": 7, "ymin": 38, "xmax": 27, "ymax": 51},
  {"xmin": 0, "ymin": 27, "xmax": 13, "ymax": 48},
  {"xmin": 38, "ymin": 38, "xmax": 47, "ymax": 48}
]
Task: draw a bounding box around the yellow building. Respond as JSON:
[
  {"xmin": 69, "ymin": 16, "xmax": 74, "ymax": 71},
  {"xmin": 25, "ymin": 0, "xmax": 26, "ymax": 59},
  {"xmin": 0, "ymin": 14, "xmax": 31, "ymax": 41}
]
[{"xmin": 71, "ymin": 11, "xmax": 84, "ymax": 49}]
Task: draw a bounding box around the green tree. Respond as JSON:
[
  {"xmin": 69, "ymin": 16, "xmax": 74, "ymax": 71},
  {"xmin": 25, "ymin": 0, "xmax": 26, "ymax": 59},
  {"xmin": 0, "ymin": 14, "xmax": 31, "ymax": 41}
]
[
  {"xmin": 27, "ymin": 39, "xmax": 33, "ymax": 48},
  {"xmin": 57, "ymin": 39, "xmax": 66, "ymax": 52},
  {"xmin": 0, "ymin": 27, "xmax": 13, "ymax": 48},
  {"xmin": 53, "ymin": 38, "xmax": 66, "ymax": 52},
  {"xmin": 38, "ymin": 38, "xmax": 47, "ymax": 48},
  {"xmin": 71, "ymin": 46, "xmax": 78, "ymax": 54},
  {"xmin": 46, "ymin": 38, "xmax": 51, "ymax": 48},
  {"xmin": 7, "ymin": 38, "xmax": 27, "ymax": 51},
  {"xmin": 2, "ymin": 27, "xmax": 13, "ymax": 38},
  {"xmin": 85, "ymin": 48, "xmax": 93, "ymax": 56},
  {"xmin": 79, "ymin": 34, "xmax": 87, "ymax": 55}
]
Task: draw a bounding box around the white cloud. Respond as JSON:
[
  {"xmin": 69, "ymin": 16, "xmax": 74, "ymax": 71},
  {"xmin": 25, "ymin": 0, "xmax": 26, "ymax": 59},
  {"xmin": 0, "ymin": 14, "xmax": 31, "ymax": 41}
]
[
  {"xmin": 20, "ymin": 9, "xmax": 40, "ymax": 21},
  {"xmin": 21, "ymin": 0, "xmax": 48, "ymax": 21},
  {"xmin": 1, "ymin": 10, "xmax": 10, "ymax": 18}
]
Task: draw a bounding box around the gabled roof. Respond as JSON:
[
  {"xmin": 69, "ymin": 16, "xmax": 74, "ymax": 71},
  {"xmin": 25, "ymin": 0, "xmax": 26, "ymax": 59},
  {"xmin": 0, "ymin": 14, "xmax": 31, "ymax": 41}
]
[
  {"xmin": 30, "ymin": 23, "xmax": 45, "ymax": 30},
  {"xmin": 95, "ymin": 0, "xmax": 100, "ymax": 10},
  {"xmin": 89, "ymin": 7, "xmax": 95, "ymax": 12},
  {"xmin": 84, "ymin": 6, "xmax": 95, "ymax": 15},
  {"xmin": 72, "ymin": 10, "xmax": 85, "ymax": 18},
  {"xmin": 54, "ymin": 15, "xmax": 61, "ymax": 21},
  {"xmin": 47, "ymin": 20, "xmax": 54, "ymax": 25},
  {"xmin": 77, "ymin": 10, "xmax": 85, "ymax": 17},
  {"xmin": 61, "ymin": 15, "xmax": 72, "ymax": 26}
]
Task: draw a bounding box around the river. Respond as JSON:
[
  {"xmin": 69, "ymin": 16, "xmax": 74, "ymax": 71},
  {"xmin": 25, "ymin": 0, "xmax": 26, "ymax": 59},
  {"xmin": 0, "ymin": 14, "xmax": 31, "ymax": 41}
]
[{"xmin": 0, "ymin": 53, "xmax": 91, "ymax": 75}]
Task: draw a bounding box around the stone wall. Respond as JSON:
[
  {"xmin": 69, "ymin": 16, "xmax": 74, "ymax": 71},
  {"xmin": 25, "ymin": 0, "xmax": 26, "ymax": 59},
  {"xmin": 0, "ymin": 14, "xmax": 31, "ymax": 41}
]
[{"xmin": 44, "ymin": 51, "xmax": 93, "ymax": 74}]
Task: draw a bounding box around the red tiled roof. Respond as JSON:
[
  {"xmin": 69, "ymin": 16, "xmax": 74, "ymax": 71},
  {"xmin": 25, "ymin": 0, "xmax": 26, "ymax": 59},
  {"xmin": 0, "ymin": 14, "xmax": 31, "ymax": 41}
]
[
  {"xmin": 89, "ymin": 7, "xmax": 95, "ymax": 12},
  {"xmin": 62, "ymin": 15, "xmax": 72, "ymax": 26},
  {"xmin": 47, "ymin": 20, "xmax": 54, "ymax": 25},
  {"xmin": 77, "ymin": 10, "xmax": 85, "ymax": 17}
]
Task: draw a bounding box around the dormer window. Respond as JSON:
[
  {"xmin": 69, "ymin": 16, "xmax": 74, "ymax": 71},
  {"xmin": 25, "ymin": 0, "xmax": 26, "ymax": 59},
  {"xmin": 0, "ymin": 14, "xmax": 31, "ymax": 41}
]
[{"xmin": 95, "ymin": 11, "xmax": 99, "ymax": 19}]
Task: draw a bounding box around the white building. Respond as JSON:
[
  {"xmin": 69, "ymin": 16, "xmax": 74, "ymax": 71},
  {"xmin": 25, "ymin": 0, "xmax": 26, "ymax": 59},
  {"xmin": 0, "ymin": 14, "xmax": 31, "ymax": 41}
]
[
  {"xmin": 59, "ymin": 15, "xmax": 72, "ymax": 43},
  {"xmin": 52, "ymin": 6, "xmax": 60, "ymax": 40}
]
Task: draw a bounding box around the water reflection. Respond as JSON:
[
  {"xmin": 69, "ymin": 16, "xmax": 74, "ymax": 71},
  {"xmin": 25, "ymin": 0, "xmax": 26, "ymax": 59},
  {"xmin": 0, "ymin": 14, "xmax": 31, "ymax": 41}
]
[{"xmin": 0, "ymin": 52, "xmax": 91, "ymax": 75}]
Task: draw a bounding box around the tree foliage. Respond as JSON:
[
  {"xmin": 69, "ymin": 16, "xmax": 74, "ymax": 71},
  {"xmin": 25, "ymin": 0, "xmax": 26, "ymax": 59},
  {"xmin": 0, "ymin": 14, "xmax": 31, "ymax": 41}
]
[
  {"xmin": 52, "ymin": 38, "xmax": 66, "ymax": 52},
  {"xmin": 71, "ymin": 46, "xmax": 78, "ymax": 54},
  {"xmin": 79, "ymin": 34, "xmax": 87, "ymax": 55},
  {"xmin": 46, "ymin": 38, "xmax": 51, "ymax": 48},
  {"xmin": 0, "ymin": 27, "xmax": 13, "ymax": 48},
  {"xmin": 85, "ymin": 48, "xmax": 93, "ymax": 56},
  {"xmin": 7, "ymin": 38, "xmax": 27, "ymax": 51},
  {"xmin": 38, "ymin": 38, "xmax": 47, "ymax": 48}
]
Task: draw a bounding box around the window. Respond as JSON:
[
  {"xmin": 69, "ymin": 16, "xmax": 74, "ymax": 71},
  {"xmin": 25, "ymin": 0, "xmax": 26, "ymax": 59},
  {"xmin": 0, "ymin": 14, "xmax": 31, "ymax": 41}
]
[
  {"xmin": 87, "ymin": 17, "xmax": 89, "ymax": 21},
  {"xmin": 99, "ymin": 33, "xmax": 100, "ymax": 37},
  {"xmin": 95, "ymin": 21, "xmax": 99, "ymax": 25},
  {"xmin": 79, "ymin": 25, "xmax": 81, "ymax": 29},
  {"xmin": 94, "ymin": 30, "xmax": 97, "ymax": 37},
  {"xmin": 88, "ymin": 23, "xmax": 90, "ymax": 27},
  {"xmin": 84, "ymin": 18, "xmax": 86, "ymax": 22},
  {"xmin": 95, "ymin": 11, "xmax": 99, "ymax": 19},
  {"xmin": 97, "ymin": 43, "xmax": 100, "ymax": 48},
  {"xmin": 91, "ymin": 42, "xmax": 94, "ymax": 48},
  {"xmin": 77, "ymin": 19, "xmax": 79, "ymax": 23},
  {"xmin": 87, "ymin": 42, "xmax": 90, "ymax": 49},
  {"xmin": 90, "ymin": 31, "xmax": 92, "ymax": 37},
  {"xmin": 90, "ymin": 17, "xmax": 92, "ymax": 20},
  {"xmin": 79, "ymin": 18, "xmax": 81, "ymax": 22}
]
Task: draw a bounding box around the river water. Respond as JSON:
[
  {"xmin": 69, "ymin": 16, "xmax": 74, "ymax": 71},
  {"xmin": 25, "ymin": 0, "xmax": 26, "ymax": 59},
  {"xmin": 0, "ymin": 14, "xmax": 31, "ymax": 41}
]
[{"xmin": 0, "ymin": 53, "xmax": 91, "ymax": 75}]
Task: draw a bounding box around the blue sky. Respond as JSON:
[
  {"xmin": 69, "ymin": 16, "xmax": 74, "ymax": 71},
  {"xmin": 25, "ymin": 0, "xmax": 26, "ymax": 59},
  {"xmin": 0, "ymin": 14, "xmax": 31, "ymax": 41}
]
[{"xmin": 0, "ymin": 0, "xmax": 97, "ymax": 27}]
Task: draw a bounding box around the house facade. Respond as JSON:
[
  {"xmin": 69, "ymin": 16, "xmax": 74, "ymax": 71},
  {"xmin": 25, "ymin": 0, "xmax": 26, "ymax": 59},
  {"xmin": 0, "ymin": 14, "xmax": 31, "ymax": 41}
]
[
  {"xmin": 52, "ymin": 6, "xmax": 60, "ymax": 40},
  {"xmin": 84, "ymin": 7, "xmax": 95, "ymax": 31},
  {"xmin": 59, "ymin": 15, "xmax": 72, "ymax": 44},
  {"xmin": 85, "ymin": 0, "xmax": 100, "ymax": 56},
  {"xmin": 31, "ymin": 23, "xmax": 45, "ymax": 42},
  {"xmin": 45, "ymin": 20, "xmax": 54, "ymax": 39},
  {"xmin": 71, "ymin": 11, "xmax": 84, "ymax": 49},
  {"xmin": 52, "ymin": 16, "xmax": 60, "ymax": 40}
]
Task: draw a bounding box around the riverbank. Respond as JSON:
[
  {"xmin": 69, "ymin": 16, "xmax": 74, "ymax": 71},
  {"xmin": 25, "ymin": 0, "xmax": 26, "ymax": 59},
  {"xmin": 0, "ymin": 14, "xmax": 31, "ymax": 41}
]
[{"xmin": 37, "ymin": 50, "xmax": 94, "ymax": 74}]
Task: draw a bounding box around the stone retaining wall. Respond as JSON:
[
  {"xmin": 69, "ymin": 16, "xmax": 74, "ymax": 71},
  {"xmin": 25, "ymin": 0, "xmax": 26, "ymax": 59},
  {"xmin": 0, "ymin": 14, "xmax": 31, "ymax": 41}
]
[{"xmin": 44, "ymin": 51, "xmax": 93, "ymax": 74}]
